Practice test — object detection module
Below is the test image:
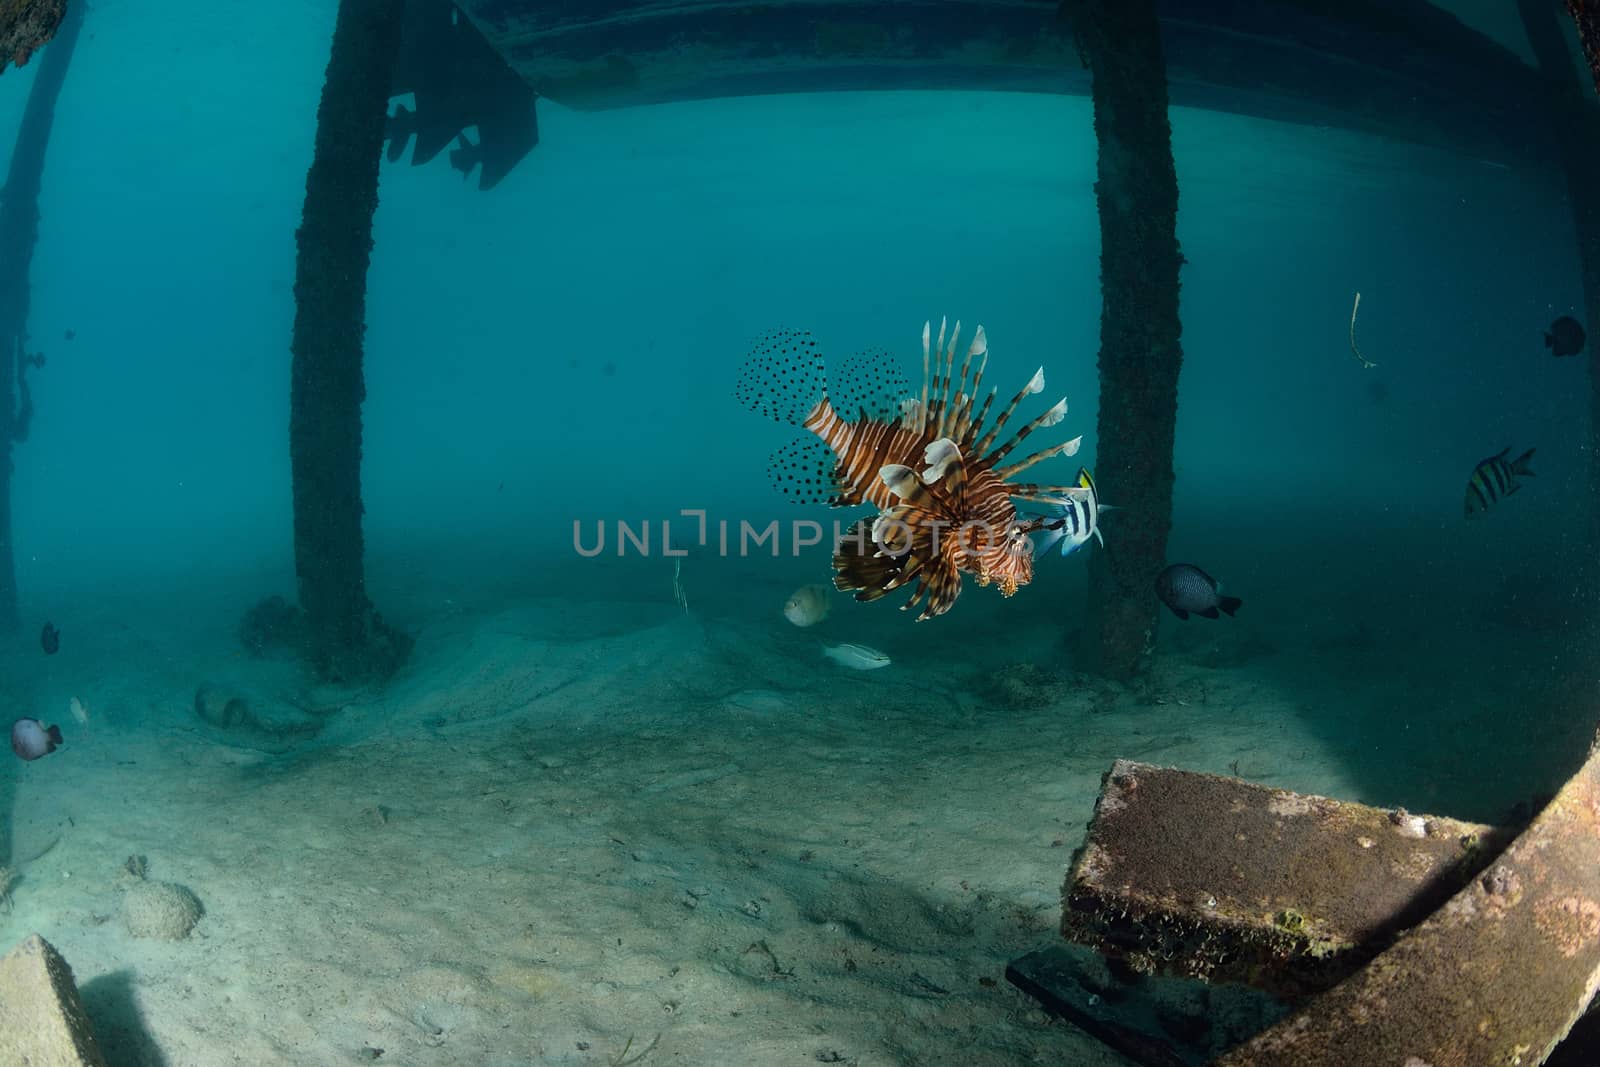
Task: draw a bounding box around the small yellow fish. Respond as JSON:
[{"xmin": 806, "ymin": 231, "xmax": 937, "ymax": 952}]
[{"xmin": 783, "ymin": 583, "xmax": 832, "ymax": 627}]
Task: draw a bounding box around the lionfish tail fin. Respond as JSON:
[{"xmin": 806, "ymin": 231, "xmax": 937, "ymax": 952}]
[{"xmin": 735, "ymin": 327, "xmax": 828, "ymax": 426}]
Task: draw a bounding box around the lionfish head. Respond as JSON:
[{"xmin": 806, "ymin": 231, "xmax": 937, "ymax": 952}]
[{"xmin": 974, "ymin": 522, "xmax": 1035, "ymax": 597}]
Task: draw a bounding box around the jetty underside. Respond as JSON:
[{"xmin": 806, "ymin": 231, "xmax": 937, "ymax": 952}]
[{"xmin": 452, "ymin": 0, "xmax": 1587, "ymax": 167}]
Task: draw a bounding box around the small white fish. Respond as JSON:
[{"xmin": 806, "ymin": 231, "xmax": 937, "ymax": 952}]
[
  {"xmin": 822, "ymin": 643, "xmax": 890, "ymax": 670},
  {"xmin": 69, "ymin": 696, "xmax": 89, "ymax": 726}
]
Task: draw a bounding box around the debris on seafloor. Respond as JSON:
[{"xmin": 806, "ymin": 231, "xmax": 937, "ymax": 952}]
[
  {"xmin": 1059, "ymin": 759, "xmax": 1510, "ymax": 998},
  {"xmin": 1017, "ymin": 750, "xmax": 1600, "ymax": 1064},
  {"xmin": 1216, "ymin": 741, "xmax": 1600, "ymax": 1065},
  {"xmin": 1006, "ymin": 941, "xmax": 1288, "ymax": 1067}
]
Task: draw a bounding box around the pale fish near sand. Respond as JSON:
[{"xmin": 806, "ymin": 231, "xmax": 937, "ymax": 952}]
[
  {"xmin": 69, "ymin": 696, "xmax": 89, "ymax": 726},
  {"xmin": 783, "ymin": 583, "xmax": 832, "ymax": 627},
  {"xmin": 822, "ymin": 643, "xmax": 890, "ymax": 670}
]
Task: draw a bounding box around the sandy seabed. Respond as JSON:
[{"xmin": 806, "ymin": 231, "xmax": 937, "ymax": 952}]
[{"xmin": 1, "ymin": 580, "xmax": 1588, "ymax": 1067}]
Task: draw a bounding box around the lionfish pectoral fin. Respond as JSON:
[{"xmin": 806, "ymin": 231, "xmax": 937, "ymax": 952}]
[
  {"xmin": 843, "ymin": 583, "xmax": 894, "ymax": 603},
  {"xmin": 877, "ymin": 463, "xmax": 963, "ymax": 524},
  {"xmin": 914, "ymin": 554, "xmax": 963, "ymax": 621},
  {"xmin": 834, "ymin": 520, "xmax": 909, "ymax": 600},
  {"xmin": 921, "ymin": 438, "xmax": 961, "ymax": 483},
  {"xmin": 879, "ymin": 464, "xmax": 922, "ymax": 502},
  {"xmin": 920, "ymin": 437, "xmax": 969, "ymax": 504}
]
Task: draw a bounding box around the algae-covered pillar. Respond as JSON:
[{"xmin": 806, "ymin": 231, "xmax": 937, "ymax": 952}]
[
  {"xmin": 1521, "ymin": 0, "xmax": 1600, "ymax": 592},
  {"xmin": 1570, "ymin": 1, "xmax": 1600, "ymax": 97},
  {"xmin": 0, "ymin": 0, "xmax": 82, "ymax": 629},
  {"xmin": 0, "ymin": 0, "xmax": 66, "ymax": 74},
  {"xmin": 288, "ymin": 0, "xmax": 412, "ymax": 681},
  {"xmin": 1061, "ymin": 0, "xmax": 1185, "ymax": 680}
]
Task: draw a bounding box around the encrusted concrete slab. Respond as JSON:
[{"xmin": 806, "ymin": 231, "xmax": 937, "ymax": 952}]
[
  {"xmin": 0, "ymin": 933, "xmax": 107, "ymax": 1067},
  {"xmin": 1217, "ymin": 744, "xmax": 1600, "ymax": 1066},
  {"xmin": 1062, "ymin": 760, "xmax": 1511, "ymax": 997}
]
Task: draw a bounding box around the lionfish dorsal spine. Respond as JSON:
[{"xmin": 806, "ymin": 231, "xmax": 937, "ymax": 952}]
[
  {"xmin": 918, "ymin": 320, "xmax": 933, "ymax": 435},
  {"xmin": 994, "ymin": 434, "xmax": 1084, "ymax": 482},
  {"xmin": 1008, "ymin": 477, "xmax": 1092, "ymax": 503},
  {"xmin": 940, "ymin": 322, "xmax": 974, "ymax": 441},
  {"xmin": 929, "ymin": 317, "xmax": 948, "ymax": 431},
  {"xmin": 965, "ymin": 386, "xmax": 997, "ymax": 449},
  {"xmin": 935, "ymin": 320, "xmax": 963, "ymax": 439},
  {"xmin": 988, "ymin": 395, "xmax": 1068, "ymax": 465},
  {"xmin": 975, "ymin": 366, "xmax": 1044, "ymax": 457},
  {"xmin": 952, "ymin": 328, "xmax": 988, "ymax": 442}
]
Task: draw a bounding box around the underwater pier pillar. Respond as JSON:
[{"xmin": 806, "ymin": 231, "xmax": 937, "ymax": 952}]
[
  {"xmin": 1521, "ymin": 0, "xmax": 1600, "ymax": 595},
  {"xmin": 1060, "ymin": 0, "xmax": 1185, "ymax": 680},
  {"xmin": 0, "ymin": 0, "xmax": 66, "ymax": 75},
  {"xmin": 1569, "ymin": 1, "xmax": 1600, "ymax": 96},
  {"xmin": 287, "ymin": 0, "xmax": 412, "ymax": 681},
  {"xmin": 0, "ymin": 0, "xmax": 82, "ymax": 629}
]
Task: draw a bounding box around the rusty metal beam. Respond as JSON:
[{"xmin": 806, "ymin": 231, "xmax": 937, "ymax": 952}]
[{"xmin": 1061, "ymin": 760, "xmax": 1510, "ymax": 999}]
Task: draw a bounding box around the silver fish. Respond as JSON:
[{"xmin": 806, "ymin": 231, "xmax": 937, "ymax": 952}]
[{"xmin": 822, "ymin": 643, "xmax": 891, "ymax": 670}]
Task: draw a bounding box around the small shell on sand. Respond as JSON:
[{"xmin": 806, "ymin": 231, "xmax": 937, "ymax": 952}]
[
  {"xmin": 783, "ymin": 584, "xmax": 831, "ymax": 627},
  {"xmin": 68, "ymin": 696, "xmax": 88, "ymax": 726}
]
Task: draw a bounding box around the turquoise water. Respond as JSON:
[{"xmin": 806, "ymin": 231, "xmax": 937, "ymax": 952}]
[{"xmin": 0, "ymin": 2, "xmax": 1595, "ymax": 1064}]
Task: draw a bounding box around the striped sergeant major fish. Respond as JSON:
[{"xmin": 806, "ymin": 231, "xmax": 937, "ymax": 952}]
[
  {"xmin": 1032, "ymin": 467, "xmax": 1105, "ymax": 558},
  {"xmin": 1465, "ymin": 447, "xmax": 1535, "ymax": 518}
]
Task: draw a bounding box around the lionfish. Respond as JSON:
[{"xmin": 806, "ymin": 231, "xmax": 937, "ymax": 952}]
[{"xmin": 736, "ymin": 317, "xmax": 1090, "ymax": 620}]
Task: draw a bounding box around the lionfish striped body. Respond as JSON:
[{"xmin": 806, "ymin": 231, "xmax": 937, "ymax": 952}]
[{"xmin": 736, "ymin": 318, "xmax": 1086, "ymax": 620}]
